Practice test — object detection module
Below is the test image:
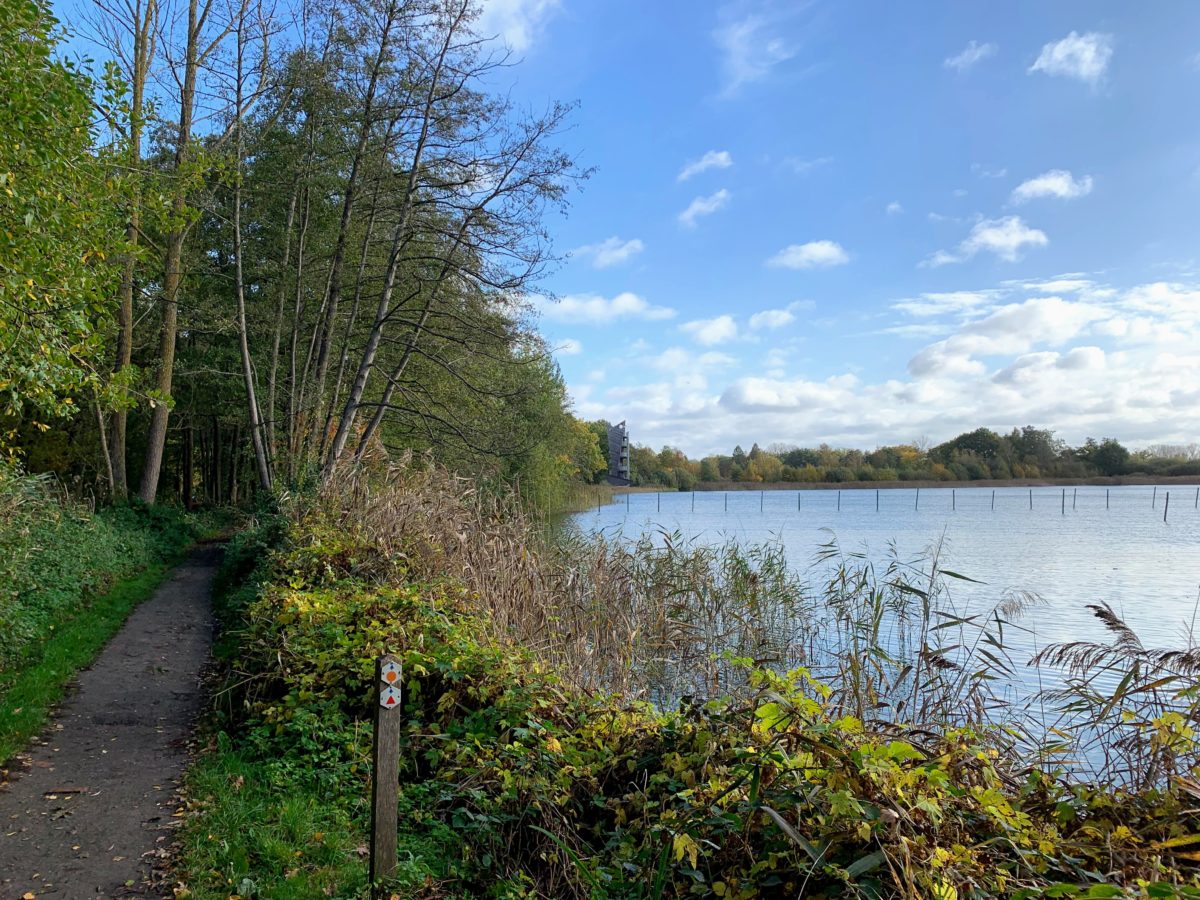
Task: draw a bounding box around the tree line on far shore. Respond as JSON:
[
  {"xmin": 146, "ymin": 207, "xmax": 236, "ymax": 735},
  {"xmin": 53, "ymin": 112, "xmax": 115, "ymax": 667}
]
[{"xmin": 586, "ymin": 424, "xmax": 1200, "ymax": 490}]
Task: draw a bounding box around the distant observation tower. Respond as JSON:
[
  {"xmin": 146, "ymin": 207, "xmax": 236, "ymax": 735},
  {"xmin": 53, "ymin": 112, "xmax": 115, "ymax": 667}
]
[{"xmin": 606, "ymin": 421, "xmax": 631, "ymax": 486}]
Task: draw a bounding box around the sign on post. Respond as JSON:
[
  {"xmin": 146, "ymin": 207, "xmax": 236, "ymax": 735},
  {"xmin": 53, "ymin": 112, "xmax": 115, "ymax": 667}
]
[{"xmin": 370, "ymin": 653, "xmax": 402, "ymax": 894}]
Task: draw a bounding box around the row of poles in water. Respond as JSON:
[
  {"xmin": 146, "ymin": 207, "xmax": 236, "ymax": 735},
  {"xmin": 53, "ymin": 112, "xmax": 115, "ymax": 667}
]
[{"xmin": 611, "ymin": 485, "xmax": 1200, "ymax": 522}]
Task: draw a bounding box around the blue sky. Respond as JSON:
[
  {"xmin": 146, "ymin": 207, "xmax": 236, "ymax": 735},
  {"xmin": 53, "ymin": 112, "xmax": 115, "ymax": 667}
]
[{"xmin": 474, "ymin": 0, "xmax": 1200, "ymax": 456}]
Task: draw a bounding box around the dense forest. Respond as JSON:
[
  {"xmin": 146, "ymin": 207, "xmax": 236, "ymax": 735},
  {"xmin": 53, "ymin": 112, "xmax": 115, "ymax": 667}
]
[
  {"xmin": 603, "ymin": 424, "xmax": 1200, "ymax": 490},
  {"xmin": 1, "ymin": 0, "xmax": 605, "ymax": 506}
]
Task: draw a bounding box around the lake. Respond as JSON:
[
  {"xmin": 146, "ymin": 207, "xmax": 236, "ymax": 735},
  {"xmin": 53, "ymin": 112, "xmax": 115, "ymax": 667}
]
[{"xmin": 571, "ymin": 484, "xmax": 1200, "ymax": 702}]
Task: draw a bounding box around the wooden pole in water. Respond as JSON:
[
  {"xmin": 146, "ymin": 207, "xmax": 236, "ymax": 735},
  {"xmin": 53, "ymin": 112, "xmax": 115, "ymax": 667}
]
[
  {"xmin": 876, "ymin": 488, "xmax": 880, "ymax": 512},
  {"xmin": 1073, "ymin": 488, "xmax": 1077, "ymax": 510},
  {"xmin": 1061, "ymin": 487, "xmax": 1065, "ymax": 515},
  {"xmin": 724, "ymin": 492, "xmax": 728, "ymax": 512},
  {"xmin": 1107, "ymin": 488, "xmax": 1110, "ymax": 510},
  {"xmin": 1029, "ymin": 488, "xmax": 1033, "ymax": 510},
  {"xmin": 657, "ymin": 492, "xmax": 661, "ymax": 513},
  {"xmin": 797, "ymin": 491, "xmax": 801, "ymax": 511},
  {"xmin": 952, "ymin": 488, "xmax": 956, "ymax": 511},
  {"xmin": 991, "ymin": 489, "xmax": 995, "ymax": 510},
  {"xmin": 1153, "ymin": 485, "xmax": 1157, "ymax": 508},
  {"xmin": 370, "ymin": 654, "xmax": 402, "ymax": 892},
  {"xmin": 1195, "ymin": 486, "xmax": 1199, "ymax": 508},
  {"xmin": 1164, "ymin": 492, "xmax": 1170, "ymax": 523},
  {"xmin": 915, "ymin": 487, "xmax": 920, "ymax": 511},
  {"xmin": 760, "ymin": 490, "xmax": 764, "ymax": 512},
  {"xmin": 692, "ymin": 491, "xmax": 695, "ymax": 512},
  {"xmin": 838, "ymin": 489, "xmax": 841, "ymax": 511}
]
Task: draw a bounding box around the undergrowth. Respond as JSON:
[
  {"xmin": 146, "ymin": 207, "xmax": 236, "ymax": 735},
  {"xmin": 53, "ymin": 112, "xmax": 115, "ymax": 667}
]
[
  {"xmin": 175, "ymin": 463, "xmax": 1200, "ymax": 898},
  {"xmin": 0, "ymin": 467, "xmax": 222, "ymax": 763}
]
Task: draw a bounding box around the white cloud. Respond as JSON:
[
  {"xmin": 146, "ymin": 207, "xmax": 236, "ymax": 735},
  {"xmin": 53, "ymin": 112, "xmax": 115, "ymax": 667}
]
[
  {"xmin": 474, "ymin": 0, "xmax": 560, "ymax": 52},
  {"xmin": 767, "ymin": 240, "xmax": 850, "ymax": 269},
  {"xmin": 908, "ymin": 296, "xmax": 1107, "ymax": 377},
  {"xmin": 886, "ymin": 201, "xmax": 904, "ymax": 215},
  {"xmin": 944, "ymin": 40, "xmax": 997, "ymax": 71},
  {"xmin": 577, "ymin": 277, "xmax": 1200, "ymax": 457},
  {"xmin": 784, "ymin": 156, "xmax": 831, "ymax": 175},
  {"xmin": 750, "ymin": 309, "xmax": 794, "ymax": 330},
  {"xmin": 749, "ymin": 300, "xmax": 813, "ymax": 330},
  {"xmin": 714, "ymin": 10, "xmax": 797, "ymax": 95},
  {"xmin": 1010, "ymin": 169, "xmax": 1094, "ymax": 204},
  {"xmin": 972, "ymin": 164, "xmax": 1008, "ymax": 179},
  {"xmin": 682, "ymin": 315, "xmax": 739, "ymax": 346},
  {"xmin": 572, "ymin": 236, "xmax": 645, "ymax": 268},
  {"xmin": 678, "ymin": 150, "xmax": 733, "ymax": 182},
  {"xmin": 540, "ymin": 292, "xmax": 676, "ymax": 324},
  {"xmin": 924, "ymin": 216, "xmax": 1048, "ymax": 266},
  {"xmin": 1029, "ymin": 31, "xmax": 1113, "ymax": 84},
  {"xmin": 647, "ymin": 346, "xmax": 737, "ymax": 372},
  {"xmin": 678, "ymin": 189, "xmax": 731, "ymax": 228},
  {"xmin": 555, "ymin": 338, "xmax": 582, "ymax": 355},
  {"xmin": 962, "ymin": 218, "xmax": 1049, "ymax": 260},
  {"xmin": 892, "ymin": 290, "xmax": 1001, "ymax": 318}
]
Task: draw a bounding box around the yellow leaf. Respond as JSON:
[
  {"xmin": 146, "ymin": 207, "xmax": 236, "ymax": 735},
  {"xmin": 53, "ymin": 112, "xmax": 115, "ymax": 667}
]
[{"xmin": 672, "ymin": 832, "xmax": 699, "ymax": 869}]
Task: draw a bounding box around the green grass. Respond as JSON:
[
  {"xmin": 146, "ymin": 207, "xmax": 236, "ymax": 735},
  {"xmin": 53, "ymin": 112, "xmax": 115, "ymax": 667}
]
[
  {"xmin": 0, "ymin": 560, "xmax": 178, "ymax": 763},
  {"xmin": 176, "ymin": 738, "xmax": 469, "ymax": 899}
]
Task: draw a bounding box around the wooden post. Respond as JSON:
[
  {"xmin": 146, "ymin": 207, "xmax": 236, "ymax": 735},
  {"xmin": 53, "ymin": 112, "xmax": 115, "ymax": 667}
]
[
  {"xmin": 1029, "ymin": 488, "xmax": 1032, "ymax": 510},
  {"xmin": 724, "ymin": 492, "xmax": 728, "ymax": 512},
  {"xmin": 760, "ymin": 490, "xmax": 764, "ymax": 512},
  {"xmin": 371, "ymin": 654, "xmax": 402, "ymax": 893},
  {"xmin": 837, "ymin": 489, "xmax": 841, "ymax": 511},
  {"xmin": 1164, "ymin": 492, "xmax": 1170, "ymax": 523},
  {"xmin": 991, "ymin": 489, "xmax": 995, "ymax": 511},
  {"xmin": 1061, "ymin": 488, "xmax": 1065, "ymax": 516},
  {"xmin": 1195, "ymin": 486, "xmax": 1198, "ymax": 508},
  {"xmin": 692, "ymin": 491, "xmax": 695, "ymax": 512},
  {"xmin": 1073, "ymin": 488, "xmax": 1077, "ymax": 510},
  {"xmin": 1153, "ymin": 485, "xmax": 1157, "ymax": 508},
  {"xmin": 1107, "ymin": 488, "xmax": 1110, "ymax": 510},
  {"xmin": 876, "ymin": 488, "xmax": 879, "ymax": 512},
  {"xmin": 952, "ymin": 488, "xmax": 956, "ymax": 512},
  {"xmin": 657, "ymin": 492, "xmax": 660, "ymax": 513},
  {"xmin": 915, "ymin": 487, "xmax": 920, "ymax": 511},
  {"xmin": 797, "ymin": 491, "xmax": 801, "ymax": 511}
]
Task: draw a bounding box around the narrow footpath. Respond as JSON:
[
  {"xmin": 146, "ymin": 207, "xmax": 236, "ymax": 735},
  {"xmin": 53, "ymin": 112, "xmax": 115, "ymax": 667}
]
[{"xmin": 0, "ymin": 546, "xmax": 220, "ymax": 898}]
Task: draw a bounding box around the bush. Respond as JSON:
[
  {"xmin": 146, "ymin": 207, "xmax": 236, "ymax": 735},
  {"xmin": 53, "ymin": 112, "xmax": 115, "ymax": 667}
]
[
  {"xmin": 183, "ymin": 469, "xmax": 1200, "ymax": 898},
  {"xmin": 0, "ymin": 469, "xmax": 198, "ymax": 673}
]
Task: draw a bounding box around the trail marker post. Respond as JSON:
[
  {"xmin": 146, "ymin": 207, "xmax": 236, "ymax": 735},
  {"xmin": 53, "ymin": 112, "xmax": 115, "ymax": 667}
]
[{"xmin": 371, "ymin": 654, "xmax": 402, "ymax": 894}]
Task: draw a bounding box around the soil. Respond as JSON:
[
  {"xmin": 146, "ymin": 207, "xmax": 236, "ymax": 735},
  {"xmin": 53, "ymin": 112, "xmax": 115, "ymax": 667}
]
[{"xmin": 0, "ymin": 546, "xmax": 221, "ymax": 899}]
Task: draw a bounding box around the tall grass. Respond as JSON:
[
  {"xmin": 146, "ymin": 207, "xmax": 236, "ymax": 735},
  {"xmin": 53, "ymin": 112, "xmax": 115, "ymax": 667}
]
[{"xmin": 316, "ymin": 459, "xmax": 1200, "ymax": 790}]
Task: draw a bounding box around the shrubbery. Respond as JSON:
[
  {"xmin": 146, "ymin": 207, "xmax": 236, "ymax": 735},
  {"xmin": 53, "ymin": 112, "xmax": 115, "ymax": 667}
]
[
  {"xmin": 184, "ymin": 474, "xmax": 1200, "ymax": 898},
  {"xmin": 0, "ymin": 468, "xmax": 201, "ymax": 674}
]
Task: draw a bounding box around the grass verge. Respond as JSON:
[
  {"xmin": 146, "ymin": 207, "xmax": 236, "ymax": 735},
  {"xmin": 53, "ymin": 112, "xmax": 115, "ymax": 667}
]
[{"xmin": 0, "ymin": 560, "xmax": 175, "ymax": 763}]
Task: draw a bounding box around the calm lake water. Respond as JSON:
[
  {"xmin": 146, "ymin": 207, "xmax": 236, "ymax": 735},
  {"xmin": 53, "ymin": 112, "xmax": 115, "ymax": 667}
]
[{"xmin": 571, "ymin": 484, "xmax": 1200, "ymax": 695}]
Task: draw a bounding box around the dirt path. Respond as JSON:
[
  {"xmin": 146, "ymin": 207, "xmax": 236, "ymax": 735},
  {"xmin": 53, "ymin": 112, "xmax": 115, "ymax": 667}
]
[{"xmin": 0, "ymin": 546, "xmax": 220, "ymax": 899}]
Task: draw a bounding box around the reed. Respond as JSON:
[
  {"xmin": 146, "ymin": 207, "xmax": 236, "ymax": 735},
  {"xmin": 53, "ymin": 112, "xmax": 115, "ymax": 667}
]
[{"xmin": 316, "ymin": 460, "xmax": 1198, "ymax": 789}]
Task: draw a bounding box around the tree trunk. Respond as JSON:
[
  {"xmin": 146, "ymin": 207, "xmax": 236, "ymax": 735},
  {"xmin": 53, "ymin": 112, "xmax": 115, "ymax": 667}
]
[
  {"xmin": 306, "ymin": 0, "xmax": 399, "ymax": 461},
  {"xmin": 138, "ymin": 0, "xmax": 201, "ymax": 504},
  {"xmin": 232, "ymin": 18, "xmax": 272, "ymax": 492}
]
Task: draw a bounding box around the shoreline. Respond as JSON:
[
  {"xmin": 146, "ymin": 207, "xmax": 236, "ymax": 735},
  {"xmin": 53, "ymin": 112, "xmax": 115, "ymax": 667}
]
[{"xmin": 639, "ymin": 475, "xmax": 1200, "ymax": 492}]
